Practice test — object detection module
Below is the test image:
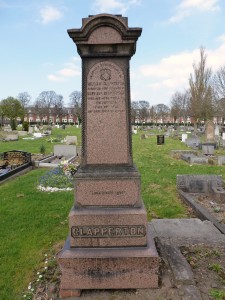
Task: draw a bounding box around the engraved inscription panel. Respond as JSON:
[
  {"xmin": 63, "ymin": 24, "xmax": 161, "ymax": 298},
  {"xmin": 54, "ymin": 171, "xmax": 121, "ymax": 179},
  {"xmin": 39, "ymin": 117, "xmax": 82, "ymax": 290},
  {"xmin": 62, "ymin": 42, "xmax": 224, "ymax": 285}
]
[
  {"xmin": 71, "ymin": 225, "xmax": 146, "ymax": 238},
  {"xmin": 76, "ymin": 179, "xmax": 140, "ymax": 206},
  {"xmin": 86, "ymin": 61, "xmax": 129, "ymax": 164},
  {"xmin": 3, "ymin": 150, "xmax": 31, "ymax": 165}
]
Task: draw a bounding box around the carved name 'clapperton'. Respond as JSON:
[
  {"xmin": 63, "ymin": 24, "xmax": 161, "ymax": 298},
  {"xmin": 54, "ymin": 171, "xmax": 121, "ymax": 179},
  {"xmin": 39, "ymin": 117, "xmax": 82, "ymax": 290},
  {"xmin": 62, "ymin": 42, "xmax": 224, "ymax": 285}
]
[{"xmin": 57, "ymin": 14, "xmax": 159, "ymax": 297}]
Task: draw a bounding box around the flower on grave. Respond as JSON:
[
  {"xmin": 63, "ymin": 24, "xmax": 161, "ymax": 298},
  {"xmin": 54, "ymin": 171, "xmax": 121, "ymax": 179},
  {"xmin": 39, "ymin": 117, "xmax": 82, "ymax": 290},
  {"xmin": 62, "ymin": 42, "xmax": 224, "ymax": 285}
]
[{"xmin": 60, "ymin": 161, "xmax": 77, "ymax": 176}]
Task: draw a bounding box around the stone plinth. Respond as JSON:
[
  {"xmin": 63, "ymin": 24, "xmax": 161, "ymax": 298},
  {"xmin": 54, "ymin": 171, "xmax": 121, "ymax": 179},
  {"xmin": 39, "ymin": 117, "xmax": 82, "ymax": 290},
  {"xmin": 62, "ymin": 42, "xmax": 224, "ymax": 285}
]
[
  {"xmin": 58, "ymin": 225, "xmax": 159, "ymax": 292},
  {"xmin": 58, "ymin": 14, "xmax": 159, "ymax": 297},
  {"xmin": 75, "ymin": 166, "xmax": 141, "ymax": 207},
  {"xmin": 69, "ymin": 204, "xmax": 148, "ymax": 247}
]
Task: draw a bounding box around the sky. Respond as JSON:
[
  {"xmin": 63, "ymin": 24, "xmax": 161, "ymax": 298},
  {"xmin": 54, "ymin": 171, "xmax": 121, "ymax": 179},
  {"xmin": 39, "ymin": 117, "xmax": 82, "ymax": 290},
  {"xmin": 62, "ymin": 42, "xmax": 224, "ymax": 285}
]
[{"xmin": 1, "ymin": 0, "xmax": 225, "ymax": 107}]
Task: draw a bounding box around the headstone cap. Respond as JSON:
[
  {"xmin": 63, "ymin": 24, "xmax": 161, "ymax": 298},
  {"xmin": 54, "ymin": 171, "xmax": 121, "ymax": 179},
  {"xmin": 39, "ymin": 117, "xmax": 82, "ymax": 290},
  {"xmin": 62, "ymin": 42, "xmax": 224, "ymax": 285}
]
[{"xmin": 67, "ymin": 13, "xmax": 142, "ymax": 44}]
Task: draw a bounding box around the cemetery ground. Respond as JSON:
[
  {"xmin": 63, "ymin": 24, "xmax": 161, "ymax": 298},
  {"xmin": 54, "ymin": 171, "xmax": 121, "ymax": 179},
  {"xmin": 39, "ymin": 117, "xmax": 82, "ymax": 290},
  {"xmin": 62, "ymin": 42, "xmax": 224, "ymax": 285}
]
[{"xmin": 0, "ymin": 127, "xmax": 225, "ymax": 299}]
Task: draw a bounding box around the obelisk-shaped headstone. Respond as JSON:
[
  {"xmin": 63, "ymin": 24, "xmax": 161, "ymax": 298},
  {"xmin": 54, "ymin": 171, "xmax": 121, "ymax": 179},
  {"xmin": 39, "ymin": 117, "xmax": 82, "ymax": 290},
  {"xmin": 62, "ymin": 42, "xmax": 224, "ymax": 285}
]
[{"xmin": 58, "ymin": 14, "xmax": 159, "ymax": 298}]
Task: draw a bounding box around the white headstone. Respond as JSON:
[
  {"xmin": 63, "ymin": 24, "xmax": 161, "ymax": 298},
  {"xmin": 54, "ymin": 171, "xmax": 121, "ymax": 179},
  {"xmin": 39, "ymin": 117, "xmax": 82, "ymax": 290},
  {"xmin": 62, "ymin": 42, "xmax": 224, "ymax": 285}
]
[
  {"xmin": 222, "ymin": 133, "xmax": 225, "ymax": 140},
  {"xmin": 215, "ymin": 125, "xmax": 219, "ymax": 137},
  {"xmin": 34, "ymin": 132, "xmax": 42, "ymax": 138},
  {"xmin": 181, "ymin": 133, "xmax": 188, "ymax": 142}
]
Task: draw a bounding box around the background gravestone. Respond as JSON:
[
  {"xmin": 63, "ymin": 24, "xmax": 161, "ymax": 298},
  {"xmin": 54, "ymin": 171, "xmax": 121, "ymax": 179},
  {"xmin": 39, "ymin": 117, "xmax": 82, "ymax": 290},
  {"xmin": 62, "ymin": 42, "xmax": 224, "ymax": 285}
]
[
  {"xmin": 58, "ymin": 14, "xmax": 159, "ymax": 298},
  {"xmin": 205, "ymin": 120, "xmax": 215, "ymax": 142}
]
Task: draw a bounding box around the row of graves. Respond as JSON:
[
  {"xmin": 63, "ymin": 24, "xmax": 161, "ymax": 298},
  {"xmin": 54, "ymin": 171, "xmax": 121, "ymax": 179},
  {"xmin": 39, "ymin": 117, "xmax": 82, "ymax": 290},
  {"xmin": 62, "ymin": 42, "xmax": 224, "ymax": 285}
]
[
  {"xmin": 135, "ymin": 121, "xmax": 225, "ymax": 165},
  {"xmin": 0, "ymin": 131, "xmax": 80, "ymax": 182},
  {"xmin": 174, "ymin": 121, "xmax": 225, "ymax": 166},
  {"xmin": 170, "ymin": 121, "xmax": 225, "ymax": 235},
  {"xmin": 132, "ymin": 121, "xmax": 225, "ymax": 235},
  {"xmin": 0, "ymin": 123, "xmax": 80, "ymax": 141}
]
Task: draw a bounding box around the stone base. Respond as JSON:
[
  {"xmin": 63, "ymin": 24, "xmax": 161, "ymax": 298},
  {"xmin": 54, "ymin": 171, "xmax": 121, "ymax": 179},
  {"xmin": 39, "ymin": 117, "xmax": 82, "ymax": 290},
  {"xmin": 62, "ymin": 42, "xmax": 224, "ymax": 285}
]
[
  {"xmin": 74, "ymin": 165, "xmax": 142, "ymax": 207},
  {"xmin": 58, "ymin": 225, "xmax": 159, "ymax": 294},
  {"xmin": 69, "ymin": 204, "xmax": 148, "ymax": 247}
]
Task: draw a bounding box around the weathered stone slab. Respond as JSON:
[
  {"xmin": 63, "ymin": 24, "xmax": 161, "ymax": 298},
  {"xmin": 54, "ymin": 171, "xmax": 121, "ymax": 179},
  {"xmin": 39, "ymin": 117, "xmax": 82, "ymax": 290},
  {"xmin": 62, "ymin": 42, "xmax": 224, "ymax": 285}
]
[
  {"xmin": 218, "ymin": 156, "xmax": 225, "ymax": 166},
  {"xmin": 5, "ymin": 134, "xmax": 18, "ymax": 141},
  {"xmin": 170, "ymin": 150, "xmax": 197, "ymax": 159},
  {"xmin": 54, "ymin": 145, "xmax": 77, "ymax": 158},
  {"xmin": 205, "ymin": 120, "xmax": 215, "ymax": 142},
  {"xmin": 202, "ymin": 144, "xmax": 214, "ymax": 155},
  {"xmin": 65, "ymin": 135, "xmax": 77, "ymax": 145},
  {"xmin": 18, "ymin": 131, "xmax": 28, "ymax": 136},
  {"xmin": 58, "ymin": 227, "xmax": 159, "ymax": 290},
  {"xmin": 177, "ymin": 175, "xmax": 223, "ymax": 193},
  {"xmin": 189, "ymin": 156, "xmax": 208, "ymax": 164},
  {"xmin": 185, "ymin": 136, "xmax": 200, "ymax": 149},
  {"xmin": 180, "ymin": 153, "xmax": 196, "ymax": 163}
]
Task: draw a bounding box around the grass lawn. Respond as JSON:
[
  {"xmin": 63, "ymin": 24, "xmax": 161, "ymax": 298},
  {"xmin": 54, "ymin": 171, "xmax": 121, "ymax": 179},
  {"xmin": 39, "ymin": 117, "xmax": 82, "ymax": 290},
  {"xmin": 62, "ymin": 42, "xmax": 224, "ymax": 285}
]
[
  {"xmin": 0, "ymin": 126, "xmax": 82, "ymax": 154},
  {"xmin": 0, "ymin": 127, "xmax": 225, "ymax": 299}
]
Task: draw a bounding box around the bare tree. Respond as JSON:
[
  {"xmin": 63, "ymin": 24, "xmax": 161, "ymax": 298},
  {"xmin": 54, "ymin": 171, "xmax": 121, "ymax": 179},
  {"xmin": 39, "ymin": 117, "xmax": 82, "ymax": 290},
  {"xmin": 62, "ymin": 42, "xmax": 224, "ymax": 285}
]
[
  {"xmin": 17, "ymin": 92, "xmax": 31, "ymax": 108},
  {"xmin": 131, "ymin": 101, "xmax": 139, "ymax": 123},
  {"xmin": 34, "ymin": 98, "xmax": 46, "ymax": 124},
  {"xmin": 53, "ymin": 94, "xmax": 64, "ymax": 122},
  {"xmin": 130, "ymin": 100, "xmax": 149, "ymax": 124},
  {"xmin": 188, "ymin": 47, "xmax": 214, "ymax": 123},
  {"xmin": 213, "ymin": 65, "xmax": 225, "ymax": 100},
  {"xmin": 138, "ymin": 100, "xmax": 150, "ymax": 123},
  {"xmin": 214, "ymin": 97, "xmax": 225, "ymax": 125},
  {"xmin": 17, "ymin": 92, "xmax": 31, "ymax": 123},
  {"xmin": 170, "ymin": 90, "xmax": 189, "ymax": 124},
  {"xmin": 69, "ymin": 91, "xmax": 82, "ymax": 123},
  {"xmin": 35, "ymin": 91, "xmax": 58, "ymax": 124},
  {"xmin": 150, "ymin": 106, "xmax": 157, "ymax": 124},
  {"xmin": 213, "ymin": 66, "xmax": 225, "ymax": 124},
  {"xmin": 155, "ymin": 103, "xmax": 170, "ymax": 124}
]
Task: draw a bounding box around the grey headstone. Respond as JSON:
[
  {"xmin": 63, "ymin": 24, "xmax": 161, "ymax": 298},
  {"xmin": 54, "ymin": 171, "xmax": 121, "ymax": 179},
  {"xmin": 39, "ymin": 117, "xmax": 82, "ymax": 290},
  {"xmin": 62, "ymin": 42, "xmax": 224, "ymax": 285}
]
[
  {"xmin": 5, "ymin": 134, "xmax": 18, "ymax": 141},
  {"xmin": 185, "ymin": 136, "xmax": 200, "ymax": 149},
  {"xmin": 218, "ymin": 156, "xmax": 225, "ymax": 166},
  {"xmin": 189, "ymin": 156, "xmax": 208, "ymax": 164},
  {"xmin": 54, "ymin": 145, "xmax": 77, "ymax": 158},
  {"xmin": 65, "ymin": 135, "xmax": 77, "ymax": 145},
  {"xmin": 202, "ymin": 145, "xmax": 214, "ymax": 155}
]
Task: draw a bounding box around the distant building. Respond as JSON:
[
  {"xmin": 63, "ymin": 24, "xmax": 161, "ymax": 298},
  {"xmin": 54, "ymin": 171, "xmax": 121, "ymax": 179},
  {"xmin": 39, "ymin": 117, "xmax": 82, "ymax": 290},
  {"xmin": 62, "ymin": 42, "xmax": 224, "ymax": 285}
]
[{"xmin": 24, "ymin": 107, "xmax": 79, "ymax": 124}]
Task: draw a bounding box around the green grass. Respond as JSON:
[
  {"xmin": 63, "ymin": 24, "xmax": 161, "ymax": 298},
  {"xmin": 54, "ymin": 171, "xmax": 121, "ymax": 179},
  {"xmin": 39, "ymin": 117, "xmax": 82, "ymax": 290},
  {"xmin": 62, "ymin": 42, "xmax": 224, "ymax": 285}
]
[
  {"xmin": 0, "ymin": 169, "xmax": 73, "ymax": 300},
  {"xmin": 209, "ymin": 289, "xmax": 225, "ymax": 300},
  {"xmin": 132, "ymin": 132, "xmax": 225, "ymax": 218},
  {"xmin": 0, "ymin": 126, "xmax": 82, "ymax": 154},
  {"xmin": 0, "ymin": 127, "xmax": 225, "ymax": 299}
]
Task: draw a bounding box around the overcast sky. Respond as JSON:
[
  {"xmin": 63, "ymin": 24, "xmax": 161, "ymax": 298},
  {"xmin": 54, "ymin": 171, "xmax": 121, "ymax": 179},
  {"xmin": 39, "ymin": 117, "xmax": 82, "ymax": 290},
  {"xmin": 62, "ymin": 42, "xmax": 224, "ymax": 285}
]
[{"xmin": 1, "ymin": 0, "xmax": 225, "ymax": 106}]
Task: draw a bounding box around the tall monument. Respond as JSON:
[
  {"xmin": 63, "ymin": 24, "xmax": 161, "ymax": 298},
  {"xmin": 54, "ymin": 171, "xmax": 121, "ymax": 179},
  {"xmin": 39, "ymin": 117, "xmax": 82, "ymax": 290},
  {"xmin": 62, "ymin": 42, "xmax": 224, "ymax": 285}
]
[{"xmin": 58, "ymin": 14, "xmax": 159, "ymax": 298}]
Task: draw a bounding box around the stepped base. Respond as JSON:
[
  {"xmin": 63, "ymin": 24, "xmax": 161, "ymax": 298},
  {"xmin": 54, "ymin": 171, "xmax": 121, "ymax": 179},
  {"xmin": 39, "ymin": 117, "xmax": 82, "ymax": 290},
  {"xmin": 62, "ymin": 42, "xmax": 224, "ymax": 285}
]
[
  {"xmin": 57, "ymin": 225, "xmax": 159, "ymax": 295},
  {"xmin": 69, "ymin": 203, "xmax": 148, "ymax": 247}
]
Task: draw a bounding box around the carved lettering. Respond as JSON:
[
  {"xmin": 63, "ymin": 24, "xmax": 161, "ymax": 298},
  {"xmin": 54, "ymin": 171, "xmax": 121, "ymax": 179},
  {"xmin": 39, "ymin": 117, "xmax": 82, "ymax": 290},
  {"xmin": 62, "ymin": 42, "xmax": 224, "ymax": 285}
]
[
  {"xmin": 91, "ymin": 190, "xmax": 125, "ymax": 196},
  {"xmin": 71, "ymin": 225, "xmax": 146, "ymax": 238},
  {"xmin": 87, "ymin": 62, "xmax": 125, "ymax": 114}
]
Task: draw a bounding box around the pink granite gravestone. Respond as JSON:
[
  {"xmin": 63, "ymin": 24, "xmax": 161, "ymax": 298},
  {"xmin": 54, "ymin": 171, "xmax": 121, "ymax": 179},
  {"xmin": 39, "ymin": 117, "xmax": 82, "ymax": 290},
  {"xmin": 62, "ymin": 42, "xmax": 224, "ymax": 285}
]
[{"xmin": 58, "ymin": 14, "xmax": 159, "ymax": 298}]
